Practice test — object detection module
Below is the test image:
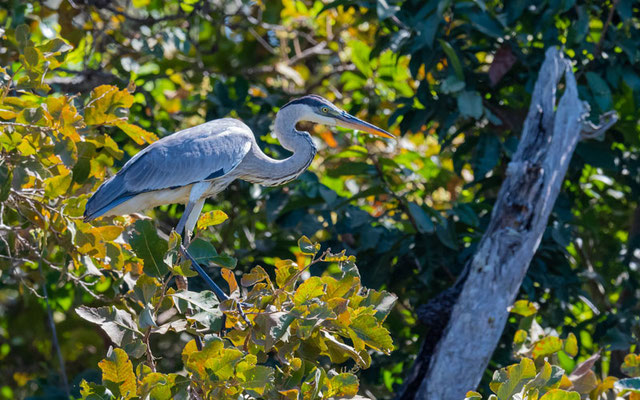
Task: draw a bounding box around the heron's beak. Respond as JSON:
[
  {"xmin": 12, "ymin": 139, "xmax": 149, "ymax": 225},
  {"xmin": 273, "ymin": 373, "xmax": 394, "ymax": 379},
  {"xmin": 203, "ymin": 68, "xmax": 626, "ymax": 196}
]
[{"xmin": 335, "ymin": 112, "xmax": 395, "ymax": 139}]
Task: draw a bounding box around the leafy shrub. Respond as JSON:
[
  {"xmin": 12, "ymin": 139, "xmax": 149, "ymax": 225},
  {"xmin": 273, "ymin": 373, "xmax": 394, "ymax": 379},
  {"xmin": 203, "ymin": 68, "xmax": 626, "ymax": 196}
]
[
  {"xmin": 465, "ymin": 300, "xmax": 640, "ymax": 400},
  {"xmin": 79, "ymin": 233, "xmax": 396, "ymax": 399}
]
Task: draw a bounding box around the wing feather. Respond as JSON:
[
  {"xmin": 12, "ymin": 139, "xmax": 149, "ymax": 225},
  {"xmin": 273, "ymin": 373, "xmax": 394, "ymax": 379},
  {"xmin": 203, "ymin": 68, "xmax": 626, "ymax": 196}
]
[{"xmin": 84, "ymin": 119, "xmax": 253, "ymax": 220}]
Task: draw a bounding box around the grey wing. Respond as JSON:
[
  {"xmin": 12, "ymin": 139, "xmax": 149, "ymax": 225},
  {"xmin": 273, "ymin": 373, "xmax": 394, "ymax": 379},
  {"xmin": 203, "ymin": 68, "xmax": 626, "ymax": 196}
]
[
  {"xmin": 122, "ymin": 122, "xmax": 252, "ymax": 192},
  {"xmin": 84, "ymin": 119, "xmax": 252, "ymax": 220}
]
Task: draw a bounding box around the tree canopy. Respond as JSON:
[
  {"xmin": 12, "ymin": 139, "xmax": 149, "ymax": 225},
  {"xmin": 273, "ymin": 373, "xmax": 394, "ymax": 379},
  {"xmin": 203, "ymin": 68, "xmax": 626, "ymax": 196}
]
[{"xmin": 0, "ymin": 0, "xmax": 639, "ymax": 399}]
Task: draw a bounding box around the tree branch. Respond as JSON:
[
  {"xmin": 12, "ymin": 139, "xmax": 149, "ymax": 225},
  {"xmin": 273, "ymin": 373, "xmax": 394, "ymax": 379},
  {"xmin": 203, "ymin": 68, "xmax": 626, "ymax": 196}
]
[{"xmin": 398, "ymin": 48, "xmax": 618, "ymax": 400}]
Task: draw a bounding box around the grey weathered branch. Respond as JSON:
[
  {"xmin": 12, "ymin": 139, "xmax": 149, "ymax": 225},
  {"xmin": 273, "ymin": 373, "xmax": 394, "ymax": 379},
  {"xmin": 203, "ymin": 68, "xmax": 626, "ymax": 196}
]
[{"xmin": 404, "ymin": 48, "xmax": 617, "ymax": 399}]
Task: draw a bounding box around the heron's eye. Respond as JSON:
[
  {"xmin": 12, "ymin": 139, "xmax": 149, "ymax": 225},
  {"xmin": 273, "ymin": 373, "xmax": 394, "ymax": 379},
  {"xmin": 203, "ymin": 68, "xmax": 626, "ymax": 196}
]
[{"xmin": 321, "ymin": 107, "xmax": 329, "ymax": 113}]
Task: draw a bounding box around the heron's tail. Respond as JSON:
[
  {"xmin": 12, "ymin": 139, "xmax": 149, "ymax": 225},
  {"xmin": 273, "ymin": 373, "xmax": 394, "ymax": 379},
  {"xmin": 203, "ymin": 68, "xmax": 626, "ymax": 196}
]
[{"xmin": 84, "ymin": 175, "xmax": 133, "ymax": 222}]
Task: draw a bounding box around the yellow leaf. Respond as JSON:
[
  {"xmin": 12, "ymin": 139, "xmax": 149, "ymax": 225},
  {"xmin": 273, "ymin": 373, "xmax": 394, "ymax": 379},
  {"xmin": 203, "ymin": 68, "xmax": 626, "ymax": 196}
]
[
  {"xmin": 115, "ymin": 121, "xmax": 158, "ymax": 145},
  {"xmin": 279, "ymin": 389, "xmax": 300, "ymax": 400},
  {"xmin": 197, "ymin": 210, "xmax": 229, "ymax": 229},
  {"xmin": 85, "ymin": 85, "xmax": 134, "ymax": 125},
  {"xmin": 93, "ymin": 226, "xmax": 124, "ymax": 241},
  {"xmin": 532, "ymin": 336, "xmax": 563, "ymax": 359},
  {"xmin": 538, "ymin": 389, "xmax": 580, "ymax": 400},
  {"xmin": 513, "ymin": 329, "xmax": 528, "ymax": 345},
  {"xmin": 182, "ymin": 338, "xmax": 224, "ymax": 380},
  {"xmin": 44, "ymin": 168, "xmax": 72, "ymax": 198},
  {"xmin": 622, "ymin": 353, "xmax": 640, "ymax": 377},
  {"xmin": 0, "ymin": 109, "xmax": 17, "ymax": 119},
  {"xmin": 275, "ymin": 259, "xmax": 298, "ymax": 288},
  {"xmin": 509, "ymin": 300, "xmax": 538, "ymax": 317},
  {"xmin": 293, "ymin": 277, "xmax": 325, "ymax": 306},
  {"xmin": 563, "ymin": 333, "xmax": 578, "ymax": 357},
  {"xmin": 221, "ymin": 268, "xmax": 238, "ymax": 294},
  {"xmin": 465, "ymin": 391, "xmax": 482, "ymax": 400},
  {"xmin": 98, "ymin": 348, "xmax": 136, "ymax": 399}
]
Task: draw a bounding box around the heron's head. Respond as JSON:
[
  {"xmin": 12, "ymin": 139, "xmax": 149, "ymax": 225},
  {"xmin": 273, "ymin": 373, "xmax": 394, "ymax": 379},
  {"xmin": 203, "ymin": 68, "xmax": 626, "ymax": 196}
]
[{"xmin": 282, "ymin": 95, "xmax": 395, "ymax": 139}]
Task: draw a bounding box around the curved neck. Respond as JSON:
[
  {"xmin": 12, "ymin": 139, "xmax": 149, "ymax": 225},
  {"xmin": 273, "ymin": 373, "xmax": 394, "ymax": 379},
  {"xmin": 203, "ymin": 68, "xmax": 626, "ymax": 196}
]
[{"xmin": 241, "ymin": 105, "xmax": 317, "ymax": 186}]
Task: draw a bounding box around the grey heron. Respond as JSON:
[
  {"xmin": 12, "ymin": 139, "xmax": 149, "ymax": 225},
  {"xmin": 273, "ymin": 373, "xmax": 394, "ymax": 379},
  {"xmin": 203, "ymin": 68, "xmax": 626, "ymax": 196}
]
[{"xmin": 84, "ymin": 95, "xmax": 393, "ymax": 300}]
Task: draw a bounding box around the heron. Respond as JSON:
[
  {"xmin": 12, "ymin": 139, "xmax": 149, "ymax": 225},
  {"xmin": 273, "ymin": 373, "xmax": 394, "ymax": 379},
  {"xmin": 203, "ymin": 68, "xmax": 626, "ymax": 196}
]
[{"xmin": 84, "ymin": 94, "xmax": 393, "ymax": 301}]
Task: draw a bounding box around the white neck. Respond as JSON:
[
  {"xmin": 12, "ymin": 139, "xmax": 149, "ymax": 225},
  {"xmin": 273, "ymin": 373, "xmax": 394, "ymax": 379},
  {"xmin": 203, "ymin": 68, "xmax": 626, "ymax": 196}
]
[{"xmin": 239, "ymin": 104, "xmax": 317, "ymax": 186}]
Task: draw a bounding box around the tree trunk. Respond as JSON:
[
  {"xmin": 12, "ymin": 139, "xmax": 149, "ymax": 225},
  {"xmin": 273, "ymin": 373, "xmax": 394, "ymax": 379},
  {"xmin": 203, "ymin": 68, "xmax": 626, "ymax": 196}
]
[{"xmin": 398, "ymin": 48, "xmax": 617, "ymax": 399}]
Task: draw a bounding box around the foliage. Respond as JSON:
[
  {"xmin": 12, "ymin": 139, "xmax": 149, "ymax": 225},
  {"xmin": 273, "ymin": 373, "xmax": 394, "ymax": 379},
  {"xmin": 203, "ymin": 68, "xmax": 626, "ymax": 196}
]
[
  {"xmin": 467, "ymin": 300, "xmax": 640, "ymax": 400},
  {"xmin": 79, "ymin": 235, "xmax": 395, "ymax": 399},
  {"xmin": 0, "ymin": 0, "xmax": 639, "ymax": 399}
]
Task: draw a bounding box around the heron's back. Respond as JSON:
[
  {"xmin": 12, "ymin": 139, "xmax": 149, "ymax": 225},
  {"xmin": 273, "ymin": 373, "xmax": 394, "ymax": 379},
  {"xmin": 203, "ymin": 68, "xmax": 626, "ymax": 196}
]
[{"xmin": 84, "ymin": 118, "xmax": 253, "ymax": 220}]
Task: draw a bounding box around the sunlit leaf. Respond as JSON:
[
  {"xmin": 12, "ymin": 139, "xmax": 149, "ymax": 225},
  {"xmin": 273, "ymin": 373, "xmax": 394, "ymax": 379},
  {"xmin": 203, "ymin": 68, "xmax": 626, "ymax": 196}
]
[
  {"xmin": 298, "ymin": 235, "xmax": 320, "ymax": 255},
  {"xmin": 509, "ymin": 300, "xmax": 538, "ymax": 317},
  {"xmin": 85, "ymin": 85, "xmax": 134, "ymax": 125},
  {"xmin": 98, "ymin": 348, "xmax": 136, "ymax": 400},
  {"xmin": 76, "ymin": 306, "xmax": 140, "ymax": 346},
  {"xmin": 622, "ymin": 354, "xmax": 640, "ymax": 377},
  {"xmin": 532, "ymin": 336, "xmax": 563, "ymax": 360},
  {"xmin": 197, "ymin": 210, "xmax": 229, "ymax": 229}
]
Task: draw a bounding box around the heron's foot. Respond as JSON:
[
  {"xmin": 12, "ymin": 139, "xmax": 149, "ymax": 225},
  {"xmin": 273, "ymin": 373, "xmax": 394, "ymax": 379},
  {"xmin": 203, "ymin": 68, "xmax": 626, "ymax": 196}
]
[{"xmin": 178, "ymin": 244, "xmax": 252, "ymax": 327}]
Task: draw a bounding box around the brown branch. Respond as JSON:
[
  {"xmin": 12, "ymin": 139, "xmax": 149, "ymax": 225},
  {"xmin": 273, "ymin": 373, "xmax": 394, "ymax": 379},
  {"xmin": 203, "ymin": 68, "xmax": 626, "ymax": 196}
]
[{"xmin": 595, "ymin": 0, "xmax": 619, "ymax": 57}]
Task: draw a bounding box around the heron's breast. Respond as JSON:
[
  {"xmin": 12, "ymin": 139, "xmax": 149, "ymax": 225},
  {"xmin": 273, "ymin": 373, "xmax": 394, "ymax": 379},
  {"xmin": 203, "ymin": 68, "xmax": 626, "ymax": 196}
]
[{"xmin": 104, "ymin": 185, "xmax": 192, "ymax": 216}]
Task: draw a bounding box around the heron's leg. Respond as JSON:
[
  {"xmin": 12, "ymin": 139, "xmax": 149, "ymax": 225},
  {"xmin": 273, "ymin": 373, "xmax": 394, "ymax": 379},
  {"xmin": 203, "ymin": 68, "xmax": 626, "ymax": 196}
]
[
  {"xmin": 178, "ymin": 245, "xmax": 229, "ymax": 301},
  {"xmin": 183, "ymin": 198, "xmax": 205, "ymax": 246},
  {"xmin": 179, "ymin": 245, "xmax": 251, "ymax": 326},
  {"xmin": 176, "ymin": 181, "xmax": 210, "ymax": 240}
]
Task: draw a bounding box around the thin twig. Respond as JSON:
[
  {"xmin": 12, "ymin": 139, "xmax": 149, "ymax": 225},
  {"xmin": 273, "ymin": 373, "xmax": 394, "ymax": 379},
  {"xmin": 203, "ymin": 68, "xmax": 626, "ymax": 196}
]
[
  {"xmin": 595, "ymin": 0, "xmax": 619, "ymax": 57},
  {"xmin": 143, "ymin": 328, "xmax": 156, "ymax": 371},
  {"xmin": 38, "ymin": 243, "xmax": 70, "ymax": 398}
]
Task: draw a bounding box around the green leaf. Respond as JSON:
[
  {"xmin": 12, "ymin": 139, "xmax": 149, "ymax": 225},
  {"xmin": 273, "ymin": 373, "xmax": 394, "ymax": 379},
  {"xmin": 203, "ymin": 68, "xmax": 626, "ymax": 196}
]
[
  {"xmin": 133, "ymin": 275, "xmax": 160, "ymax": 304},
  {"xmin": 15, "ymin": 24, "xmax": 30, "ymax": 49},
  {"xmin": 457, "ymin": 90, "xmax": 483, "ymax": 119},
  {"xmin": 238, "ymin": 365, "xmax": 275, "ymax": 396},
  {"xmin": 329, "ymin": 373, "xmax": 359, "ymax": 397},
  {"xmin": 186, "ymin": 238, "xmax": 218, "ymax": 264},
  {"xmin": 205, "ymin": 347, "xmax": 243, "ymax": 380},
  {"xmin": 538, "ymin": 389, "xmax": 581, "ymax": 400},
  {"xmin": 585, "ymin": 72, "xmax": 613, "ymax": 111},
  {"xmin": 408, "ymin": 202, "xmax": 434, "ymax": 233},
  {"xmin": 211, "ymin": 253, "xmax": 237, "ymax": 269},
  {"xmin": 139, "ymin": 305, "xmax": 157, "ymax": 330},
  {"xmin": 172, "ymin": 290, "xmax": 223, "ymax": 331},
  {"xmin": 98, "ymin": 348, "xmax": 137, "ymax": 400},
  {"xmin": 293, "ymin": 277, "xmax": 326, "ymax": 305},
  {"xmin": 275, "ymin": 259, "xmax": 298, "ymax": 288},
  {"xmin": 196, "ymin": 210, "xmax": 229, "ymax": 229},
  {"xmin": 465, "ymin": 391, "xmax": 482, "ymax": 400},
  {"xmin": 439, "ymin": 40, "xmax": 464, "ymax": 81},
  {"xmin": 298, "ymin": 235, "xmax": 320, "ymax": 255},
  {"xmin": 348, "ymin": 40, "xmax": 371, "ymax": 75},
  {"xmin": 622, "ymin": 353, "xmax": 640, "ymax": 377},
  {"xmin": 490, "ymin": 358, "xmax": 537, "ymax": 399},
  {"xmin": 127, "ymin": 219, "xmax": 169, "ymax": 278},
  {"xmin": 255, "ymin": 311, "xmax": 296, "ymax": 351},
  {"xmin": 564, "ymin": 333, "xmax": 578, "ymax": 357},
  {"xmin": 44, "ymin": 169, "xmax": 72, "ymax": 198},
  {"xmin": 0, "ymin": 162, "xmax": 12, "ymax": 202},
  {"xmin": 532, "ymin": 336, "xmax": 563, "ymax": 359},
  {"xmin": 360, "ymin": 289, "xmax": 397, "ymax": 321},
  {"xmin": 510, "ymin": 300, "xmax": 538, "ymax": 317},
  {"xmin": 348, "ymin": 313, "xmax": 394, "ymax": 353},
  {"xmin": 440, "ymin": 75, "xmax": 466, "ymax": 94},
  {"xmin": 76, "ymin": 306, "xmax": 140, "ymax": 346}
]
